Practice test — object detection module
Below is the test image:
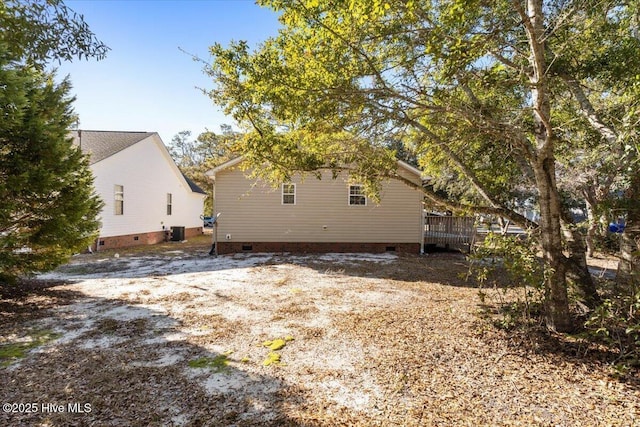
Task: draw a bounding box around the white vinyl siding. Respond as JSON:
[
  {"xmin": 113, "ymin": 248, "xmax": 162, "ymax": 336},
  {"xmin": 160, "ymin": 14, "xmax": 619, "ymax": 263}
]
[
  {"xmin": 282, "ymin": 183, "xmax": 296, "ymax": 205},
  {"xmin": 91, "ymin": 134, "xmax": 204, "ymax": 238}
]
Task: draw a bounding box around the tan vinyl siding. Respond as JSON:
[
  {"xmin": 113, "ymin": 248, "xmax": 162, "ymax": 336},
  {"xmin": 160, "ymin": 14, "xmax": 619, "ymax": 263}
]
[{"xmin": 215, "ymin": 166, "xmax": 423, "ymax": 243}]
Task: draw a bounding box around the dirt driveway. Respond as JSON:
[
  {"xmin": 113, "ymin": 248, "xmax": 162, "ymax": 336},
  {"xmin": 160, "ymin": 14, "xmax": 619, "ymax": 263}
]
[{"xmin": 1, "ymin": 239, "xmax": 638, "ymax": 426}]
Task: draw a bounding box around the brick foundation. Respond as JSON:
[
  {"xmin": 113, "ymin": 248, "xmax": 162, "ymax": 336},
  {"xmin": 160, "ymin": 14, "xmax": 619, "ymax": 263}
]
[
  {"xmin": 93, "ymin": 227, "xmax": 203, "ymax": 251},
  {"xmin": 217, "ymin": 242, "xmax": 420, "ymax": 254}
]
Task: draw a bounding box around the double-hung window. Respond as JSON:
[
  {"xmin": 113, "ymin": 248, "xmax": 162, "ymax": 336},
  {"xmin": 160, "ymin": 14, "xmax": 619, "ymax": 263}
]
[
  {"xmin": 282, "ymin": 183, "xmax": 296, "ymax": 205},
  {"xmin": 166, "ymin": 193, "xmax": 173, "ymax": 215},
  {"xmin": 348, "ymin": 185, "xmax": 366, "ymax": 206},
  {"xmin": 114, "ymin": 185, "xmax": 124, "ymax": 215}
]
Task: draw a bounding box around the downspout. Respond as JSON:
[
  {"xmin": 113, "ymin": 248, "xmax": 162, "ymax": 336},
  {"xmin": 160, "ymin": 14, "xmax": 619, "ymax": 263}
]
[
  {"xmin": 208, "ymin": 173, "xmax": 218, "ymax": 256},
  {"xmin": 214, "ymin": 216, "xmax": 218, "ymax": 256},
  {"xmin": 420, "ymin": 200, "xmax": 425, "ymax": 254},
  {"xmin": 214, "ymin": 176, "xmax": 218, "ymax": 256}
]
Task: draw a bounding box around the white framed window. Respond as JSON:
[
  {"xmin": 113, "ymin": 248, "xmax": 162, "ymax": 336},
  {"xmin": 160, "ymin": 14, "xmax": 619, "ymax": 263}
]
[
  {"xmin": 166, "ymin": 193, "xmax": 172, "ymax": 215},
  {"xmin": 114, "ymin": 184, "xmax": 124, "ymax": 215},
  {"xmin": 282, "ymin": 183, "xmax": 296, "ymax": 205},
  {"xmin": 349, "ymin": 184, "xmax": 366, "ymax": 206}
]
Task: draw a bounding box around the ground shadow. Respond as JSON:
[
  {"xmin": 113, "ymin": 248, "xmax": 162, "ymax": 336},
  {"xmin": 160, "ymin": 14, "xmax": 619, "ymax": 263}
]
[
  {"xmin": 279, "ymin": 251, "xmax": 476, "ymax": 287},
  {"xmin": 48, "ymin": 250, "xmax": 276, "ymax": 281},
  {"xmin": 0, "ymin": 282, "xmax": 318, "ymax": 426},
  {"xmin": 48, "ymin": 243, "xmax": 476, "ymax": 289},
  {"xmin": 491, "ymin": 321, "xmax": 640, "ymax": 388}
]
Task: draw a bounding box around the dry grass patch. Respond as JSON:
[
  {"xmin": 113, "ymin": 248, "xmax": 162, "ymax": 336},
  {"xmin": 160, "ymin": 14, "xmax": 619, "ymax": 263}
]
[
  {"xmin": 274, "ymin": 302, "xmax": 320, "ymax": 319},
  {"xmin": 153, "ymin": 291, "xmax": 195, "ymax": 304},
  {"xmin": 91, "ymin": 317, "xmax": 150, "ymax": 337},
  {"xmin": 1, "ymin": 249, "xmax": 638, "ymax": 426}
]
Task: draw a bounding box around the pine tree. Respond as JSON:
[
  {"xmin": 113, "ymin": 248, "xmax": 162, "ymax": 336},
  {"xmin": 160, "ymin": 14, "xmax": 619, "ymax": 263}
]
[
  {"xmin": 0, "ymin": 49, "xmax": 102, "ymax": 283},
  {"xmin": 0, "ymin": 0, "xmax": 107, "ymax": 284}
]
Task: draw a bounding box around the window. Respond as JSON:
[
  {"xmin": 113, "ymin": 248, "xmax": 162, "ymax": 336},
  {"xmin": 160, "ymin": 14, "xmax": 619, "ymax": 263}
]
[
  {"xmin": 166, "ymin": 193, "xmax": 172, "ymax": 215},
  {"xmin": 114, "ymin": 185, "xmax": 124, "ymax": 215},
  {"xmin": 349, "ymin": 185, "xmax": 366, "ymax": 206},
  {"xmin": 282, "ymin": 183, "xmax": 296, "ymax": 205}
]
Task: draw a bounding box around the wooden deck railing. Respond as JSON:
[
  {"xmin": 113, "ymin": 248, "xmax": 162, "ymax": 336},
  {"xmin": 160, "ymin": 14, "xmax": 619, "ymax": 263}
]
[{"xmin": 424, "ymin": 215, "xmax": 476, "ymax": 252}]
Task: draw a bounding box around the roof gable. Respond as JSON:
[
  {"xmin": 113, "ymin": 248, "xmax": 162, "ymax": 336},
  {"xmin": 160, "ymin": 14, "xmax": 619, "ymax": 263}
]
[
  {"xmin": 70, "ymin": 130, "xmax": 155, "ymax": 164},
  {"xmin": 182, "ymin": 172, "xmax": 206, "ymax": 194},
  {"xmin": 206, "ymin": 156, "xmax": 424, "ymax": 179},
  {"xmin": 71, "ymin": 130, "xmax": 206, "ymax": 196}
]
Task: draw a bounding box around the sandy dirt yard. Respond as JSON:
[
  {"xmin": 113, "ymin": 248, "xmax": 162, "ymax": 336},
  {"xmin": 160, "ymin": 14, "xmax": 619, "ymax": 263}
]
[{"xmin": 0, "ymin": 238, "xmax": 638, "ymax": 426}]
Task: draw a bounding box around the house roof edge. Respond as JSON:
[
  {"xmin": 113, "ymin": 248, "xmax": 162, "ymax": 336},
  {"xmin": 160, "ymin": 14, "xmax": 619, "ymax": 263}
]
[
  {"xmin": 206, "ymin": 156, "xmax": 245, "ymax": 178},
  {"xmin": 206, "ymin": 156, "xmax": 424, "ymax": 179}
]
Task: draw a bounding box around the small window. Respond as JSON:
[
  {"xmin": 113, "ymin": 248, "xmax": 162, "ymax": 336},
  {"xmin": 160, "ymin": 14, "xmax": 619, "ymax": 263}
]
[
  {"xmin": 282, "ymin": 183, "xmax": 296, "ymax": 205},
  {"xmin": 349, "ymin": 185, "xmax": 366, "ymax": 206},
  {"xmin": 114, "ymin": 185, "xmax": 124, "ymax": 215},
  {"xmin": 166, "ymin": 193, "xmax": 172, "ymax": 215}
]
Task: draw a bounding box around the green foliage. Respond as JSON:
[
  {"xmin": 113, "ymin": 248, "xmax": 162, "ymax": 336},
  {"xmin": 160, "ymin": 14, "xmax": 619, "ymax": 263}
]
[
  {"xmin": 0, "ymin": 0, "xmax": 108, "ymax": 68},
  {"xmin": 0, "ymin": 0, "xmax": 106, "ymax": 284},
  {"xmin": 585, "ymin": 290, "xmax": 640, "ymax": 371},
  {"xmin": 208, "ymin": 0, "xmax": 639, "ymax": 212},
  {"xmin": 263, "ymin": 338, "xmax": 286, "ymax": 351},
  {"xmin": 0, "ymin": 51, "xmax": 102, "ymax": 283},
  {"xmin": 262, "ymin": 335, "xmax": 293, "ymax": 351},
  {"xmin": 0, "ymin": 329, "xmax": 61, "ymax": 367},
  {"xmin": 470, "ymin": 232, "xmax": 545, "ymax": 329},
  {"xmin": 188, "ymin": 351, "xmax": 233, "ymax": 373},
  {"xmin": 168, "ymin": 126, "xmax": 241, "ymax": 215},
  {"xmin": 206, "ymin": 0, "xmax": 554, "ymax": 217},
  {"xmin": 594, "ymin": 230, "xmax": 622, "ymax": 255},
  {"xmin": 260, "ymin": 335, "xmax": 293, "ymax": 366},
  {"xmin": 262, "ymin": 351, "xmax": 282, "ymax": 366},
  {"xmin": 207, "ymin": 0, "xmax": 640, "ymax": 330}
]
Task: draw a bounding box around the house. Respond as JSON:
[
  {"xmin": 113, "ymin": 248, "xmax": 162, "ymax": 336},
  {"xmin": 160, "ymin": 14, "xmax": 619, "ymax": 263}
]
[
  {"xmin": 72, "ymin": 130, "xmax": 206, "ymax": 250},
  {"xmin": 206, "ymin": 157, "xmax": 425, "ymax": 254}
]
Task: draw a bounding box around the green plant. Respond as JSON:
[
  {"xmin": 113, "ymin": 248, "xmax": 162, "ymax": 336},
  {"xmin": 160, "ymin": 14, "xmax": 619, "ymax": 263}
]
[
  {"xmin": 585, "ymin": 290, "xmax": 640, "ymax": 371},
  {"xmin": 469, "ymin": 232, "xmax": 545, "ymax": 329},
  {"xmin": 188, "ymin": 350, "xmax": 234, "ymax": 372},
  {"xmin": 0, "ymin": 329, "xmax": 61, "ymax": 367},
  {"xmin": 260, "ymin": 336, "xmax": 294, "ymax": 366},
  {"xmin": 262, "ymin": 352, "xmax": 282, "ymax": 366}
]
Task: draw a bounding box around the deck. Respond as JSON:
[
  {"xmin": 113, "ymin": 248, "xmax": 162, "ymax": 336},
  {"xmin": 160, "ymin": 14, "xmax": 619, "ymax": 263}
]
[{"xmin": 424, "ymin": 215, "xmax": 476, "ymax": 253}]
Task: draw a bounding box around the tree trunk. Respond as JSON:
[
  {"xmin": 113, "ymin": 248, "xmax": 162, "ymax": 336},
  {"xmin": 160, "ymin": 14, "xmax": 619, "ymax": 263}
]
[
  {"xmin": 534, "ymin": 157, "xmax": 573, "ymax": 331},
  {"xmin": 583, "ymin": 186, "xmax": 611, "ymax": 259},
  {"xmin": 617, "ymin": 172, "xmax": 640, "ymax": 295},
  {"xmin": 518, "ymin": 0, "xmax": 572, "ymax": 332},
  {"xmin": 561, "ymin": 220, "xmax": 600, "ymax": 309},
  {"xmin": 583, "ymin": 191, "xmax": 598, "ymax": 258}
]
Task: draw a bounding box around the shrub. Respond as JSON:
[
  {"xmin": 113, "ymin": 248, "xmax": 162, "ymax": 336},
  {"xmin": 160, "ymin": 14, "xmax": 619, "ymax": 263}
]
[{"xmin": 469, "ymin": 232, "xmax": 545, "ymax": 329}]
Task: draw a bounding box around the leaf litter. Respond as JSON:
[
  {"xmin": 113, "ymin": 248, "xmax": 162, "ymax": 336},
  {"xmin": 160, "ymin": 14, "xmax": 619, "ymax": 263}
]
[{"xmin": 0, "ymin": 238, "xmax": 637, "ymax": 426}]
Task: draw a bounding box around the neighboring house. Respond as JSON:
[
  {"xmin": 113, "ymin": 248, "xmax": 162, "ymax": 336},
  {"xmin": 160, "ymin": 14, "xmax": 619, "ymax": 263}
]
[
  {"xmin": 206, "ymin": 157, "xmax": 425, "ymax": 254},
  {"xmin": 72, "ymin": 130, "xmax": 206, "ymax": 250}
]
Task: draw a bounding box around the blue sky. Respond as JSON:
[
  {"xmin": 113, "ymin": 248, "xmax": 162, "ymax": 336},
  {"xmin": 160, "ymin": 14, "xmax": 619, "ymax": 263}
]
[{"xmin": 55, "ymin": 0, "xmax": 281, "ymax": 145}]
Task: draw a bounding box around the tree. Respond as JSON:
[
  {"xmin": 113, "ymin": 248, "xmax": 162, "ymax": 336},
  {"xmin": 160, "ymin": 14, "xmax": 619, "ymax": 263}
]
[
  {"xmin": 0, "ymin": 53, "xmax": 102, "ymax": 282},
  {"xmin": 617, "ymin": 169, "xmax": 640, "ymax": 293},
  {"xmin": 547, "ymin": 2, "xmax": 640, "ymax": 289},
  {"xmin": 0, "ymin": 0, "xmax": 109, "ymax": 68},
  {"xmin": 0, "ymin": 0, "xmax": 107, "ymax": 283},
  {"xmin": 169, "ymin": 130, "xmax": 198, "ymax": 168},
  {"xmin": 168, "ymin": 126, "xmax": 241, "ymax": 214},
  {"xmin": 207, "ymin": 1, "xmax": 640, "ymax": 331}
]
